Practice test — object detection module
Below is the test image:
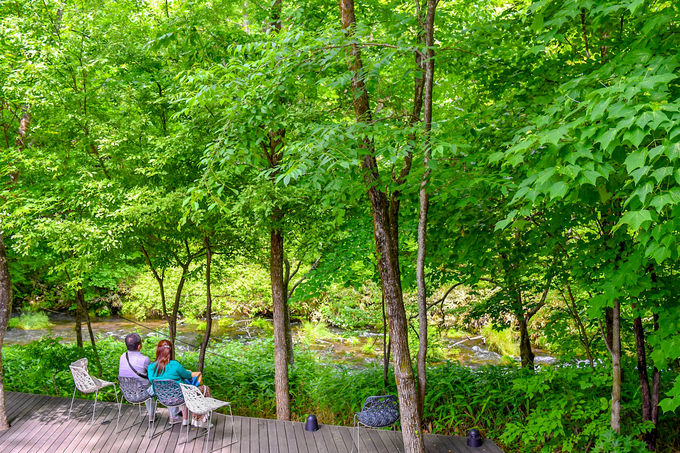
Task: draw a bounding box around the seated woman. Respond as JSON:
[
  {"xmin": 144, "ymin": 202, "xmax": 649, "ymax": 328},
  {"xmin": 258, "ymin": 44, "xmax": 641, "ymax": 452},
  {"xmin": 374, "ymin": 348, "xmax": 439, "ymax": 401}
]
[{"xmin": 148, "ymin": 339, "xmax": 212, "ymax": 427}]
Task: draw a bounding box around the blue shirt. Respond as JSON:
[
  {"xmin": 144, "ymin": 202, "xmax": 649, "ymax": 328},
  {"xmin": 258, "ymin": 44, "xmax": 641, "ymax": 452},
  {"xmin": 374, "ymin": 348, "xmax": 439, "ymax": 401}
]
[{"xmin": 147, "ymin": 360, "xmax": 192, "ymax": 383}]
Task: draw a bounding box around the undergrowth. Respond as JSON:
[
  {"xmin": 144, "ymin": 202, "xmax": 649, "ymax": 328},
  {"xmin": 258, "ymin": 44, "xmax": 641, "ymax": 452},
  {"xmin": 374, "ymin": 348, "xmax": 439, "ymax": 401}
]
[{"xmin": 2, "ymin": 337, "xmax": 679, "ymax": 452}]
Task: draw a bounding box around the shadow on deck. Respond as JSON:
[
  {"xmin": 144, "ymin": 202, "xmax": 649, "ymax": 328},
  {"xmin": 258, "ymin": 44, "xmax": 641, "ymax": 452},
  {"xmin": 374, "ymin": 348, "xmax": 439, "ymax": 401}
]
[{"xmin": 0, "ymin": 391, "xmax": 504, "ymax": 452}]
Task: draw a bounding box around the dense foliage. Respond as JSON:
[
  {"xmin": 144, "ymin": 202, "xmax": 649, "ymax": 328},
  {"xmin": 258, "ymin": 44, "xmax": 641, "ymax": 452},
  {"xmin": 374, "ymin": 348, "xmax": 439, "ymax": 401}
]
[{"xmin": 2, "ymin": 0, "xmax": 680, "ymax": 451}]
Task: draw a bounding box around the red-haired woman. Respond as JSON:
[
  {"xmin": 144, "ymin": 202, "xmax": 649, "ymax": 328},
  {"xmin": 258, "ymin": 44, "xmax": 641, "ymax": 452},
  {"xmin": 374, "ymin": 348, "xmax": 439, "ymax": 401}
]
[{"xmin": 148, "ymin": 339, "xmax": 212, "ymax": 427}]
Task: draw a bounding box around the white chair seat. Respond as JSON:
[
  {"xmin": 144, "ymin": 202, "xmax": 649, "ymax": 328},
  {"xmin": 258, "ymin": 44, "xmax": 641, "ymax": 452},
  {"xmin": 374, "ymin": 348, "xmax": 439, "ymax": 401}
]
[
  {"xmin": 68, "ymin": 358, "xmax": 119, "ymax": 424},
  {"xmin": 179, "ymin": 383, "xmax": 236, "ymax": 453}
]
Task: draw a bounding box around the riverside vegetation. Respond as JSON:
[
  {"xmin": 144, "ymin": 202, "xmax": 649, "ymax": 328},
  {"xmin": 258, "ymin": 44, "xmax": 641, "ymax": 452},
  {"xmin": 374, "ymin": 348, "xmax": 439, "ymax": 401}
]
[{"xmin": 2, "ymin": 0, "xmax": 680, "ymax": 452}]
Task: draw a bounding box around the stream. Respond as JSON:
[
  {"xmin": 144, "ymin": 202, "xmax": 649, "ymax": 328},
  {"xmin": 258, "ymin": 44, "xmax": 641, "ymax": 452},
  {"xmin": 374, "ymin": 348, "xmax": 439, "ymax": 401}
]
[{"xmin": 4, "ymin": 313, "xmax": 556, "ymax": 367}]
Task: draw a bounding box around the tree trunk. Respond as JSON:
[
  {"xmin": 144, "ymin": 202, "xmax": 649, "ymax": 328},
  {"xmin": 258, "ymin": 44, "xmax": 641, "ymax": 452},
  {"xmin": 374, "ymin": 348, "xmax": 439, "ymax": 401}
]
[
  {"xmin": 382, "ymin": 292, "xmax": 390, "ymax": 388},
  {"xmin": 610, "ymin": 298, "xmax": 621, "ymax": 433},
  {"xmin": 518, "ymin": 312, "xmax": 535, "ymax": 369},
  {"xmin": 633, "ymin": 315, "xmax": 655, "ymax": 450},
  {"xmin": 339, "ymin": 1, "xmax": 424, "ymax": 451},
  {"xmin": 0, "ymin": 233, "xmax": 12, "ymax": 431},
  {"xmin": 415, "ymin": 0, "xmax": 437, "ymax": 419},
  {"xmin": 198, "ymin": 236, "xmax": 213, "ymax": 373},
  {"xmin": 651, "ymin": 314, "xmax": 660, "ymax": 447},
  {"xmin": 77, "ymin": 289, "xmax": 102, "ymax": 377},
  {"xmin": 170, "ymin": 264, "xmax": 189, "ymax": 347},
  {"xmin": 271, "ymin": 227, "xmax": 290, "ymax": 420},
  {"xmin": 75, "ymin": 301, "xmax": 83, "ymax": 348},
  {"xmin": 140, "ymin": 243, "xmax": 168, "ymax": 323},
  {"xmin": 283, "ymin": 259, "xmax": 294, "ymax": 366}
]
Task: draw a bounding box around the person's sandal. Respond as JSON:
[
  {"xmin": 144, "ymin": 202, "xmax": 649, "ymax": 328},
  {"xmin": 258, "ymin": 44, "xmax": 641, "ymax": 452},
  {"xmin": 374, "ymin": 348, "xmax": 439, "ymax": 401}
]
[{"xmin": 168, "ymin": 416, "xmax": 183, "ymax": 425}]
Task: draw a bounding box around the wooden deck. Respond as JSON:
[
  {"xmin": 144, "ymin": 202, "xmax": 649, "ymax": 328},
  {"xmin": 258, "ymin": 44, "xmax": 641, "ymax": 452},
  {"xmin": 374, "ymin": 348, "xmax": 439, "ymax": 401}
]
[{"xmin": 0, "ymin": 391, "xmax": 503, "ymax": 453}]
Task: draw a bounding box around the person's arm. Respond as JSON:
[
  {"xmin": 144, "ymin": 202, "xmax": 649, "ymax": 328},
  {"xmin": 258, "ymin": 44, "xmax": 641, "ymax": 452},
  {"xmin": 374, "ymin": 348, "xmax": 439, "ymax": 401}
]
[{"xmin": 173, "ymin": 361, "xmax": 193, "ymax": 380}]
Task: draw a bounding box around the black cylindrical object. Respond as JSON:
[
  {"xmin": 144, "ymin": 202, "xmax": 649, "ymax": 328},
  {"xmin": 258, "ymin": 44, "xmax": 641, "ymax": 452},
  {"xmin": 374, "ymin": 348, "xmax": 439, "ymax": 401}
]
[
  {"xmin": 305, "ymin": 414, "xmax": 319, "ymax": 432},
  {"xmin": 467, "ymin": 429, "xmax": 483, "ymax": 447}
]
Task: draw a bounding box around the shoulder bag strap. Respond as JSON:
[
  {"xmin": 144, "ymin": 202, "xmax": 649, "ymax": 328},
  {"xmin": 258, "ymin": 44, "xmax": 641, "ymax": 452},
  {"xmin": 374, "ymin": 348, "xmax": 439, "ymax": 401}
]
[{"xmin": 126, "ymin": 352, "xmax": 148, "ymax": 380}]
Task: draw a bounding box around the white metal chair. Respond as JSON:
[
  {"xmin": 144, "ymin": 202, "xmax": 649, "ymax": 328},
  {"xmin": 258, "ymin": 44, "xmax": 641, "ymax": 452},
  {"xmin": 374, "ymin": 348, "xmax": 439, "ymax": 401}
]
[
  {"xmin": 67, "ymin": 358, "xmax": 119, "ymax": 424},
  {"xmin": 179, "ymin": 383, "xmax": 236, "ymax": 453}
]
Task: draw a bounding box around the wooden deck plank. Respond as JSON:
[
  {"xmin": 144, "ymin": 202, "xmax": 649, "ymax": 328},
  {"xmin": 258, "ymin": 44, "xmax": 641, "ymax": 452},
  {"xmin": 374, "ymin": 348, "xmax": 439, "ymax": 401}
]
[
  {"xmin": 292, "ymin": 420, "xmax": 310, "ymax": 453},
  {"xmin": 366, "ymin": 427, "xmax": 392, "ymax": 452},
  {"xmin": 1, "ymin": 395, "xmax": 60, "ymax": 452},
  {"xmin": 328, "ymin": 423, "xmax": 351, "ymax": 453},
  {"xmin": 14, "ymin": 396, "xmax": 76, "ymax": 453},
  {"xmin": 266, "ymin": 417, "xmax": 279, "ymax": 453},
  {"xmin": 338, "ymin": 423, "xmax": 358, "ymax": 453},
  {"xmin": 274, "ymin": 415, "xmax": 288, "ymax": 453},
  {"xmin": 0, "ymin": 393, "xmax": 52, "ymax": 450},
  {"xmin": 306, "ymin": 426, "xmax": 329, "ymax": 453},
  {"xmin": 257, "ymin": 418, "xmax": 268, "ymax": 453},
  {"xmin": 215, "ymin": 413, "xmax": 239, "ymax": 453},
  {"xmin": 33, "ymin": 398, "xmax": 96, "ymax": 453},
  {"xmin": 0, "ymin": 392, "xmax": 504, "ymax": 453},
  {"xmin": 245, "ymin": 416, "xmax": 258, "ymax": 453},
  {"xmin": 64, "ymin": 404, "xmax": 117, "ymax": 453},
  {"xmin": 376, "ymin": 429, "xmax": 403, "ymax": 453}
]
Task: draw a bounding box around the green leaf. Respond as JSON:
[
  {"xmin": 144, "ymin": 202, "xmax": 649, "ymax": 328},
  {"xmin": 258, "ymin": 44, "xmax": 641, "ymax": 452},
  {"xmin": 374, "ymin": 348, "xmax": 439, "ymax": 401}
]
[
  {"xmin": 596, "ymin": 128, "xmax": 618, "ymax": 152},
  {"xmin": 494, "ymin": 210, "xmax": 518, "ymax": 231},
  {"xmin": 624, "ymin": 151, "xmax": 647, "ymax": 173},
  {"xmin": 549, "ymin": 181, "xmax": 568, "ymax": 200},
  {"xmin": 617, "ymin": 209, "xmax": 653, "ymax": 230}
]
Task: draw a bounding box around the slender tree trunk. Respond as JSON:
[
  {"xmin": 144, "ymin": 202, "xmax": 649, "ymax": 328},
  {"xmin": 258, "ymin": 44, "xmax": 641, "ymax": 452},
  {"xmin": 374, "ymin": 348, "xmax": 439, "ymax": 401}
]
[
  {"xmin": 75, "ymin": 301, "xmax": 83, "ymax": 348},
  {"xmin": 651, "ymin": 314, "xmax": 660, "ymax": 446},
  {"xmin": 0, "ymin": 233, "xmax": 12, "ymax": 431},
  {"xmin": 415, "ymin": 0, "xmax": 437, "ymax": 419},
  {"xmin": 198, "ymin": 236, "xmax": 213, "ymax": 373},
  {"xmin": 266, "ymin": 0, "xmax": 290, "ymax": 420},
  {"xmin": 339, "ymin": 1, "xmax": 424, "ymax": 451},
  {"xmin": 611, "ymin": 298, "xmax": 621, "ymax": 432},
  {"xmin": 283, "ymin": 259, "xmax": 294, "ymax": 366},
  {"xmin": 77, "ymin": 289, "xmax": 102, "ymax": 377},
  {"xmin": 140, "ymin": 244, "xmax": 168, "ymax": 328},
  {"xmin": 170, "ymin": 264, "xmax": 189, "ymax": 347},
  {"xmin": 382, "ymin": 292, "xmax": 390, "ymax": 388},
  {"xmin": 271, "ymin": 227, "xmax": 290, "ymax": 420},
  {"xmin": 633, "ymin": 315, "xmax": 655, "ymax": 450},
  {"xmin": 518, "ymin": 312, "xmax": 535, "ymax": 369},
  {"xmin": 564, "ymin": 284, "xmax": 594, "ymax": 368}
]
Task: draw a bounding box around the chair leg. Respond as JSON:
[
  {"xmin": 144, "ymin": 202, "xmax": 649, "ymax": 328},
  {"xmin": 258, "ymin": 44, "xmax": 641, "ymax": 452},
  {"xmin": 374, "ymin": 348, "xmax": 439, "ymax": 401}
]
[
  {"xmin": 353, "ymin": 415, "xmax": 360, "ymax": 453},
  {"xmin": 228, "ymin": 404, "xmax": 236, "ymax": 444},
  {"xmin": 116, "ymin": 397, "xmax": 122, "ymax": 432},
  {"xmin": 92, "ymin": 389, "xmax": 99, "ymax": 424},
  {"xmin": 68, "ymin": 387, "xmax": 76, "ymax": 419},
  {"xmin": 204, "ymin": 411, "xmax": 213, "ymax": 453}
]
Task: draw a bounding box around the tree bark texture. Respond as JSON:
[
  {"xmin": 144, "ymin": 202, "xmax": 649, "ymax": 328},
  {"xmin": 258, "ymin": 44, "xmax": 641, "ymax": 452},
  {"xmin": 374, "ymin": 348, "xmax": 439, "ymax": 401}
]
[
  {"xmin": 415, "ymin": 0, "xmax": 436, "ymax": 420},
  {"xmin": 198, "ymin": 236, "xmax": 213, "ymax": 373},
  {"xmin": 633, "ymin": 314, "xmax": 658, "ymax": 451},
  {"xmin": 518, "ymin": 312, "xmax": 535, "ymax": 369},
  {"xmin": 77, "ymin": 288, "xmax": 102, "ymax": 376},
  {"xmin": 339, "ymin": 1, "xmax": 425, "ymax": 451},
  {"xmin": 75, "ymin": 301, "xmax": 83, "ymax": 348},
  {"xmin": 0, "ymin": 233, "xmax": 12, "ymax": 431},
  {"xmin": 271, "ymin": 227, "xmax": 290, "ymax": 420},
  {"xmin": 283, "ymin": 259, "xmax": 294, "ymax": 366},
  {"xmin": 140, "ymin": 244, "xmax": 168, "ymax": 330},
  {"xmin": 610, "ymin": 298, "xmax": 621, "ymax": 432}
]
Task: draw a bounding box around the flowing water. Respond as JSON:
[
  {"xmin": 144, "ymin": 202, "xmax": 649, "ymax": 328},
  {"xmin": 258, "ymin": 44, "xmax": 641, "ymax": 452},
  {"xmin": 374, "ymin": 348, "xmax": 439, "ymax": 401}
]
[{"xmin": 4, "ymin": 313, "xmax": 555, "ymax": 367}]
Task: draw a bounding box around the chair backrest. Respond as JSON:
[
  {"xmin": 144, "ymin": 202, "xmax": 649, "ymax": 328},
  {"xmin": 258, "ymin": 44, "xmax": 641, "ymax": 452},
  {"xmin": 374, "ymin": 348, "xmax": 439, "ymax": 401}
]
[
  {"xmin": 152, "ymin": 379, "xmax": 184, "ymax": 408},
  {"xmin": 179, "ymin": 383, "xmax": 208, "ymax": 415},
  {"xmin": 357, "ymin": 395, "xmax": 399, "ymax": 428},
  {"xmin": 70, "ymin": 358, "xmax": 97, "ymax": 393},
  {"xmin": 119, "ymin": 376, "xmax": 152, "ymax": 404}
]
